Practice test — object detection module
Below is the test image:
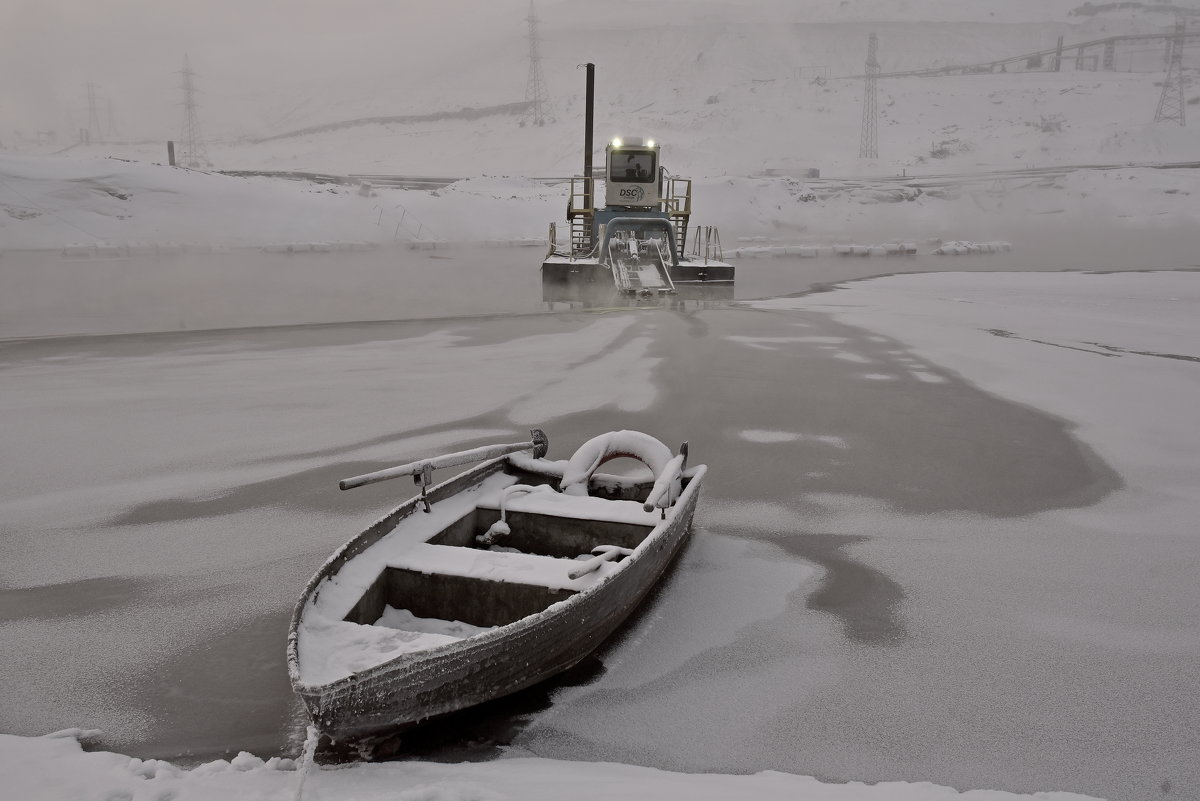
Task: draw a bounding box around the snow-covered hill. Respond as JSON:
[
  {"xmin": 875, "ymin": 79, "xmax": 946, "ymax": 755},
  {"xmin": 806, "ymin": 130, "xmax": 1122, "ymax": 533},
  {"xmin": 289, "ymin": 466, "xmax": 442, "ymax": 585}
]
[{"xmin": 3, "ymin": 150, "xmax": 1199, "ymax": 251}]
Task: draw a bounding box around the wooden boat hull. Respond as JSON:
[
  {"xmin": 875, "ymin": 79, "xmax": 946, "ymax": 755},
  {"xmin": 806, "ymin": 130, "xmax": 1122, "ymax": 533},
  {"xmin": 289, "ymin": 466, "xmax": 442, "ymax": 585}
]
[{"xmin": 288, "ymin": 456, "xmax": 705, "ymax": 745}]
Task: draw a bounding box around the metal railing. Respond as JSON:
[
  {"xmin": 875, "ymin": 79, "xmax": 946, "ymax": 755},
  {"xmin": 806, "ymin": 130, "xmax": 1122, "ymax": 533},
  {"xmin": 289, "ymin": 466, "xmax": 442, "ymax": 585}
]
[
  {"xmin": 690, "ymin": 226, "xmax": 724, "ymax": 264},
  {"xmin": 568, "ymin": 176, "xmax": 593, "ymax": 215},
  {"xmin": 662, "ymin": 177, "xmax": 692, "ymax": 216},
  {"xmin": 567, "ymin": 176, "xmax": 596, "ymax": 254}
]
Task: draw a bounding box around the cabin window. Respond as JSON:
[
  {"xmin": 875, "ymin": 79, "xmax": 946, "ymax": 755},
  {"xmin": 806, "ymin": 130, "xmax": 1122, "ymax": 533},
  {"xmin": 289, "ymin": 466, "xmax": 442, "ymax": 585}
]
[{"xmin": 609, "ymin": 151, "xmax": 656, "ymax": 183}]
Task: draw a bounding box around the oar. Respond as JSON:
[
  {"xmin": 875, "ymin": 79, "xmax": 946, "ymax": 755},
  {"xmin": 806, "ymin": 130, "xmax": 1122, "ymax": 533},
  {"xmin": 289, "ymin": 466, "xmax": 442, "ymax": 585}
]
[
  {"xmin": 339, "ymin": 429, "xmax": 549, "ymax": 491},
  {"xmin": 568, "ymin": 545, "xmax": 634, "ymax": 580}
]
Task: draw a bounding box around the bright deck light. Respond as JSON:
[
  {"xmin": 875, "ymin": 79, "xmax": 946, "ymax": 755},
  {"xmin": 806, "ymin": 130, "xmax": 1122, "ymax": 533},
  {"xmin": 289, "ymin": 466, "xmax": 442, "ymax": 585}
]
[{"xmin": 612, "ymin": 138, "xmax": 622, "ymax": 148}]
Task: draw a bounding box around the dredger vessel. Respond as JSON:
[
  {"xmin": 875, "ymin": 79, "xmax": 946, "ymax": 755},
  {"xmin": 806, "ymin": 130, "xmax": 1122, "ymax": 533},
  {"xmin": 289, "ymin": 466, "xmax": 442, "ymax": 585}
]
[{"xmin": 541, "ymin": 64, "xmax": 734, "ymax": 295}]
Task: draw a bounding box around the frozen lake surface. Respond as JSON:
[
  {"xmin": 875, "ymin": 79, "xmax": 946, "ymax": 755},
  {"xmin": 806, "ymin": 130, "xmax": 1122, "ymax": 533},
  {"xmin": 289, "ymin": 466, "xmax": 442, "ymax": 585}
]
[{"xmin": 1, "ymin": 248, "xmax": 1198, "ymax": 801}]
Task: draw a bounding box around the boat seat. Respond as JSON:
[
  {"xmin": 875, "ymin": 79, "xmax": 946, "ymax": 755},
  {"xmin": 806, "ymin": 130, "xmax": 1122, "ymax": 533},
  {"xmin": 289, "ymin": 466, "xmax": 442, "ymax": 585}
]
[
  {"xmin": 475, "ymin": 487, "xmax": 659, "ymax": 527},
  {"xmin": 385, "ymin": 542, "xmax": 619, "ymax": 592},
  {"xmin": 473, "ymin": 487, "xmax": 659, "ymax": 557}
]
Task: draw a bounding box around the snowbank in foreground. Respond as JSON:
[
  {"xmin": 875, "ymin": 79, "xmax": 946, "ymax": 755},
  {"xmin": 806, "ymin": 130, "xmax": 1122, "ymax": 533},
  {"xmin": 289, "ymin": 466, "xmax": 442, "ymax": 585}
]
[{"xmin": 2, "ymin": 731, "xmax": 1103, "ymax": 801}]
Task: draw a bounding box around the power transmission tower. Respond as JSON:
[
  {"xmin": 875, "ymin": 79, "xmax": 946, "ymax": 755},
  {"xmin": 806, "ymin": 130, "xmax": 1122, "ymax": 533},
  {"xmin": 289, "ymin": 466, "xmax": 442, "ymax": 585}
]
[
  {"xmin": 860, "ymin": 32, "xmax": 879, "ymax": 159},
  {"xmin": 106, "ymin": 97, "xmax": 120, "ymax": 139},
  {"xmin": 84, "ymin": 81, "xmax": 103, "ymax": 143},
  {"xmin": 1154, "ymin": 19, "xmax": 1186, "ymax": 126},
  {"xmin": 524, "ymin": 1, "xmax": 550, "ymax": 127},
  {"xmin": 178, "ymin": 55, "xmax": 210, "ymax": 168}
]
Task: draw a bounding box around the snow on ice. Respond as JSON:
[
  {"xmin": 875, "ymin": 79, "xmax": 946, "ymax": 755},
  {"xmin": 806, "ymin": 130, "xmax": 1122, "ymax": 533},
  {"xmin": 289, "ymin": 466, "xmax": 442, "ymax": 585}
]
[{"xmin": 1, "ymin": 730, "xmax": 1105, "ymax": 801}]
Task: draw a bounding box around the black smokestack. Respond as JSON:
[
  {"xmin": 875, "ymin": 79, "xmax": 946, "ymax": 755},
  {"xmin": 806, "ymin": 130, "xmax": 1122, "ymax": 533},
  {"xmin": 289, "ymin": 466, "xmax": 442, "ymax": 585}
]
[{"xmin": 583, "ymin": 62, "xmax": 594, "ymax": 211}]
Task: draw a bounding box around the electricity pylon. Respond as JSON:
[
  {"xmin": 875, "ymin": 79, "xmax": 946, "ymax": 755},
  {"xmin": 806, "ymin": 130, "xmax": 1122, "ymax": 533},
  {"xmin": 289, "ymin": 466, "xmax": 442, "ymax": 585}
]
[
  {"xmin": 178, "ymin": 55, "xmax": 210, "ymax": 168},
  {"xmin": 524, "ymin": 1, "xmax": 550, "ymax": 127},
  {"xmin": 860, "ymin": 33, "xmax": 880, "ymax": 159},
  {"xmin": 84, "ymin": 81, "xmax": 103, "ymax": 143},
  {"xmin": 106, "ymin": 97, "xmax": 119, "ymax": 139},
  {"xmin": 1154, "ymin": 19, "xmax": 1186, "ymax": 126}
]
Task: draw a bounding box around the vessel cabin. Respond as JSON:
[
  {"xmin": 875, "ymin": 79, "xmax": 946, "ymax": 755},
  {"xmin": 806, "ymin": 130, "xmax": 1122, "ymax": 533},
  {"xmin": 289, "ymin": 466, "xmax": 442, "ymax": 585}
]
[{"xmin": 604, "ymin": 138, "xmax": 661, "ymax": 209}]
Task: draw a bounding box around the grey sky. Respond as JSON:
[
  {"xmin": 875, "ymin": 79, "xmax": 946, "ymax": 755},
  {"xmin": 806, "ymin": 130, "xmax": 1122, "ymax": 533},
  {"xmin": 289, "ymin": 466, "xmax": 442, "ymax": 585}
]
[{"xmin": 0, "ymin": 0, "xmax": 532, "ymax": 138}]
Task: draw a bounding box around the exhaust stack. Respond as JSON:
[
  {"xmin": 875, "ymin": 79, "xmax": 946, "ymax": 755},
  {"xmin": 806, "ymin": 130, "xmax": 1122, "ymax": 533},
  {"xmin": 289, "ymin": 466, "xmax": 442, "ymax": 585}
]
[{"xmin": 583, "ymin": 62, "xmax": 594, "ymax": 212}]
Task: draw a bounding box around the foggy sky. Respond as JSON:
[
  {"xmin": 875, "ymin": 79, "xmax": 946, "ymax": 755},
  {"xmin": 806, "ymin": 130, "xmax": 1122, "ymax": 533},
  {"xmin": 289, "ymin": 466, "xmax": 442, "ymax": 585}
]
[
  {"xmin": 0, "ymin": 0, "xmax": 1113, "ymax": 142},
  {"xmin": 0, "ymin": 0, "xmax": 534, "ymax": 140}
]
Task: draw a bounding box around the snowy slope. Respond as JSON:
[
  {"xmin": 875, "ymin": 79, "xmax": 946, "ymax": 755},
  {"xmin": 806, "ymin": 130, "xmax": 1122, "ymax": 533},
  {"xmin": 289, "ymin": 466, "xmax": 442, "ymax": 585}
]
[
  {"xmin": 36, "ymin": 27, "xmax": 1200, "ymax": 177},
  {"xmin": 0, "ymin": 155, "xmax": 565, "ymax": 248},
  {"xmin": 4, "ymin": 151, "xmax": 1200, "ymax": 250}
]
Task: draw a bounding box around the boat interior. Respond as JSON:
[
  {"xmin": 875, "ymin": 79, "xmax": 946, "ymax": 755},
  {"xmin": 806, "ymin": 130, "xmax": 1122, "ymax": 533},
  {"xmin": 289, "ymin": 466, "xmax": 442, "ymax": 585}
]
[{"xmin": 341, "ymin": 463, "xmax": 692, "ymax": 634}]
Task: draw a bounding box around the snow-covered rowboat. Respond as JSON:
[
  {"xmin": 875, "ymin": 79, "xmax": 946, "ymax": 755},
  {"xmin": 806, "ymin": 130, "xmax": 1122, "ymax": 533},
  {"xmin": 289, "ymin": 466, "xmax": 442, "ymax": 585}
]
[{"xmin": 287, "ymin": 429, "xmax": 705, "ymax": 747}]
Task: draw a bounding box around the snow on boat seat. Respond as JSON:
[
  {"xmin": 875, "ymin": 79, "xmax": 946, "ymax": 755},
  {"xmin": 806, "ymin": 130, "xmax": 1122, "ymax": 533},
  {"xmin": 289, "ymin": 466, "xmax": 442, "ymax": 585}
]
[
  {"xmin": 342, "ymin": 542, "xmax": 620, "ymax": 632},
  {"xmin": 297, "ymin": 607, "xmax": 494, "ymax": 686}
]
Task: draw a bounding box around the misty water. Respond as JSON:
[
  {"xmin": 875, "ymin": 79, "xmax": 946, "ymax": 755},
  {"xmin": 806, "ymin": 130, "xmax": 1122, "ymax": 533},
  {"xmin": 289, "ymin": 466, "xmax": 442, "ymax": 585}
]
[
  {"xmin": 2, "ymin": 222, "xmax": 1197, "ymax": 338},
  {"xmin": 2, "ymin": 236, "xmax": 1197, "ymax": 801}
]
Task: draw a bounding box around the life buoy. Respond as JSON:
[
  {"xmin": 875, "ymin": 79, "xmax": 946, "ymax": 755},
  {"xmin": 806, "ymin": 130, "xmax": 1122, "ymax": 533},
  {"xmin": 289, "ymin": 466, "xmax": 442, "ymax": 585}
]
[{"xmin": 559, "ymin": 430, "xmax": 674, "ymax": 496}]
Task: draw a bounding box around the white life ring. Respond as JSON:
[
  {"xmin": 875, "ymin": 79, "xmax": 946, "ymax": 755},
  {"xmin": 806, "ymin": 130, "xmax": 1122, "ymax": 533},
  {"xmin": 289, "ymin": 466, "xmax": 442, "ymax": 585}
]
[{"xmin": 559, "ymin": 430, "xmax": 674, "ymax": 496}]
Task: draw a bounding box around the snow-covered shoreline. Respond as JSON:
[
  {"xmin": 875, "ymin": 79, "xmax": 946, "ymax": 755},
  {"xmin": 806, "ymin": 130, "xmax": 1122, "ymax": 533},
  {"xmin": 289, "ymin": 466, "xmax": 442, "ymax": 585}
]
[
  {"xmin": 3, "ymin": 730, "xmax": 1104, "ymax": 801},
  {"xmin": 3, "ymin": 153, "xmax": 1198, "ymax": 253}
]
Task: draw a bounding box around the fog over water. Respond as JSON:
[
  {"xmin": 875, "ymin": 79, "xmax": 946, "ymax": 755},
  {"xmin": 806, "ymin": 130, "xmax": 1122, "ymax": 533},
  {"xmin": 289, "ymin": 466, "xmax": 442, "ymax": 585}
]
[{"xmin": 3, "ymin": 222, "xmax": 1197, "ymax": 339}]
